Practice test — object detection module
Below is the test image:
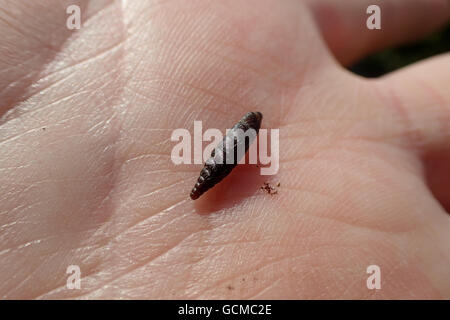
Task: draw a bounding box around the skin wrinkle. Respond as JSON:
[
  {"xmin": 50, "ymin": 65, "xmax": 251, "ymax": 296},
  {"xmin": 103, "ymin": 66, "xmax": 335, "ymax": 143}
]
[
  {"xmin": 1, "ymin": 174, "xmax": 117, "ymax": 203},
  {"xmin": 0, "ymin": 198, "xmax": 48, "ymax": 226},
  {"xmin": 0, "ymin": 14, "xmax": 56, "ymax": 49},
  {"xmin": 27, "ymin": 38, "xmax": 122, "ymax": 92},
  {"xmin": 413, "ymin": 75, "xmax": 450, "ymax": 149},
  {"xmin": 37, "ymin": 222, "xmax": 192, "ymax": 299},
  {"xmin": 0, "ymin": 0, "xmax": 110, "ymax": 120},
  {"xmin": 0, "ymin": 55, "xmax": 38, "ymax": 77},
  {"xmin": 283, "ymin": 193, "xmax": 417, "ymax": 236},
  {"xmin": 21, "ymin": 38, "xmax": 126, "ymax": 100},
  {"xmin": 309, "ymin": 241, "xmax": 418, "ymax": 299},
  {"xmin": 0, "ymin": 69, "xmax": 115, "ymax": 134},
  {"xmin": 119, "ymin": 2, "xmax": 184, "ymax": 90},
  {"xmin": 34, "ymin": 250, "xmax": 108, "ymax": 299},
  {"xmin": 0, "ymin": 59, "xmax": 39, "ymax": 97},
  {"xmin": 127, "ymin": 71, "xmax": 254, "ymax": 127},
  {"xmin": 74, "ymin": 222, "xmax": 210, "ymax": 299},
  {"xmin": 375, "ymin": 64, "xmax": 450, "ymax": 156},
  {"xmin": 238, "ymin": 276, "xmax": 284, "ymax": 299},
  {"xmin": 0, "ymin": 203, "xmax": 30, "ymax": 221},
  {"xmin": 281, "ymin": 128, "xmax": 430, "ymax": 146},
  {"xmin": 193, "ymin": 252, "xmax": 317, "ymax": 299},
  {"xmin": 0, "ymin": 1, "xmax": 126, "ymax": 299},
  {"xmin": 1, "ymin": 0, "xmax": 450, "ymax": 299},
  {"xmin": 362, "ymin": 262, "xmax": 430, "ymax": 299},
  {"xmin": 414, "ymin": 74, "xmax": 447, "ymax": 107},
  {"xmin": 124, "ymin": 198, "xmax": 191, "ymax": 236},
  {"xmin": 288, "ymin": 149, "xmax": 420, "ymax": 228},
  {"xmin": 180, "ymin": 39, "xmax": 295, "ymax": 89},
  {"xmin": 121, "ymin": 3, "xmax": 312, "ymax": 123},
  {"xmin": 374, "ymin": 78, "xmax": 424, "ymax": 150},
  {"xmin": 412, "ymin": 227, "xmax": 450, "ymax": 297},
  {"xmin": 335, "ymin": 270, "xmax": 367, "ymax": 299},
  {"xmin": 187, "ymin": 226, "xmax": 313, "ymax": 297},
  {"xmin": 106, "ymin": 197, "xmax": 191, "ymax": 251},
  {"xmin": 281, "ymin": 132, "xmax": 420, "ymax": 179},
  {"xmin": 279, "ymin": 135, "xmax": 350, "ymax": 164},
  {"xmin": 4, "ymin": 252, "xmax": 59, "ymax": 299},
  {"xmin": 0, "ymin": 208, "xmax": 109, "ymax": 254},
  {"xmin": 125, "ymin": 73, "xmax": 257, "ymax": 120},
  {"xmin": 92, "ymin": 202, "xmax": 271, "ymax": 298},
  {"xmin": 123, "ymin": 0, "xmax": 184, "ymax": 31},
  {"xmin": 79, "ymin": 184, "xmax": 430, "ymax": 298},
  {"xmin": 122, "ymin": 248, "xmax": 206, "ymax": 295},
  {"xmin": 326, "ymin": 141, "xmax": 421, "ymax": 177},
  {"xmin": 195, "ymin": 237, "xmax": 267, "ymax": 249},
  {"xmin": 34, "ymin": 228, "xmax": 121, "ymax": 298},
  {"xmin": 122, "ymin": 84, "xmax": 200, "ymax": 118},
  {"xmin": 0, "ymin": 171, "xmax": 118, "ymax": 239}
]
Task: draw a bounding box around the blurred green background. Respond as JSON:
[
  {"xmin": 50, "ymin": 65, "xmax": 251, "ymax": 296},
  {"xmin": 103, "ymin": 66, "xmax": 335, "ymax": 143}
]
[{"xmin": 349, "ymin": 24, "xmax": 450, "ymax": 77}]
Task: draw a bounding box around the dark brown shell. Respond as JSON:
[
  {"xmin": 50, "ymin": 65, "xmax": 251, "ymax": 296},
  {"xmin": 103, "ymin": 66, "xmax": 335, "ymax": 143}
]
[{"xmin": 190, "ymin": 112, "xmax": 263, "ymax": 200}]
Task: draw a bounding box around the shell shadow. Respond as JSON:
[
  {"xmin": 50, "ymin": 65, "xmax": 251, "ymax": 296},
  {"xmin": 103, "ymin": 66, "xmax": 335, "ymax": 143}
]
[{"xmin": 192, "ymin": 164, "xmax": 267, "ymax": 215}]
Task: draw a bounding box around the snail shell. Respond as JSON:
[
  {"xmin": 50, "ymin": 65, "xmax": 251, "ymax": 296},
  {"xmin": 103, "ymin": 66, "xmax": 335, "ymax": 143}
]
[{"xmin": 190, "ymin": 112, "xmax": 263, "ymax": 200}]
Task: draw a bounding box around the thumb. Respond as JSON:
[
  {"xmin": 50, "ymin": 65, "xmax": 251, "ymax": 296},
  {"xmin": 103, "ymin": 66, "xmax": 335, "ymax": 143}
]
[{"xmin": 378, "ymin": 53, "xmax": 450, "ymax": 153}]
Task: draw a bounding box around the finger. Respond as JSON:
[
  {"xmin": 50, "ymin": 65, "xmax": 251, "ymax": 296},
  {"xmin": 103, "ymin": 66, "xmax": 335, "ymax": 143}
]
[
  {"xmin": 304, "ymin": 0, "xmax": 450, "ymax": 66},
  {"xmin": 378, "ymin": 53, "xmax": 450, "ymax": 153},
  {"xmin": 424, "ymin": 150, "xmax": 450, "ymax": 213},
  {"xmin": 373, "ymin": 53, "xmax": 450, "ymax": 214}
]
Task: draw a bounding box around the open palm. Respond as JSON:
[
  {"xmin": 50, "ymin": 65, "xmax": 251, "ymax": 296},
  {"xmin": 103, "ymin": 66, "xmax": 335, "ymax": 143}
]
[{"xmin": 1, "ymin": 0, "xmax": 449, "ymax": 299}]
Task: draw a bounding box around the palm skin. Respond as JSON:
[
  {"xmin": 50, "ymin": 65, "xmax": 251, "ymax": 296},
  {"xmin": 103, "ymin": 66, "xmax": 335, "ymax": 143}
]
[{"xmin": 0, "ymin": 0, "xmax": 449, "ymax": 299}]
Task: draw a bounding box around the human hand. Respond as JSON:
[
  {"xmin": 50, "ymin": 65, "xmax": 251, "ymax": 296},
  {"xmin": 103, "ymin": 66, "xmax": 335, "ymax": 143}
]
[{"xmin": 0, "ymin": 0, "xmax": 449, "ymax": 299}]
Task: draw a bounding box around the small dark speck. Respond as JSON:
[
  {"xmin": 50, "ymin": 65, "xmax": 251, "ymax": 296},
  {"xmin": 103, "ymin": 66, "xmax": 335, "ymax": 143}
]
[
  {"xmin": 261, "ymin": 182, "xmax": 279, "ymax": 195},
  {"xmin": 276, "ymin": 182, "xmax": 280, "ymax": 187},
  {"xmin": 227, "ymin": 285, "xmax": 234, "ymax": 290},
  {"xmin": 42, "ymin": 127, "xmax": 46, "ymax": 131}
]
